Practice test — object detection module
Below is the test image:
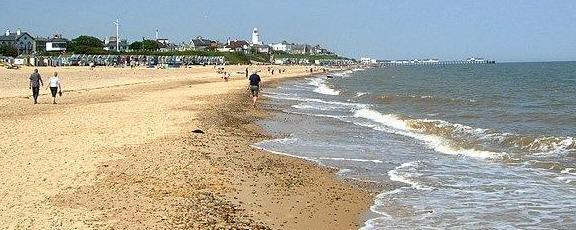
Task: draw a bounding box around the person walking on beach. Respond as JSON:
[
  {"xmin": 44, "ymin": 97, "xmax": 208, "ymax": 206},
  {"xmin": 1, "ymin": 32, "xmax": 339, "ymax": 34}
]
[
  {"xmin": 47, "ymin": 72, "xmax": 62, "ymax": 104},
  {"xmin": 248, "ymin": 71, "xmax": 261, "ymax": 107},
  {"xmin": 29, "ymin": 69, "xmax": 43, "ymax": 104},
  {"xmin": 245, "ymin": 68, "xmax": 249, "ymax": 78}
]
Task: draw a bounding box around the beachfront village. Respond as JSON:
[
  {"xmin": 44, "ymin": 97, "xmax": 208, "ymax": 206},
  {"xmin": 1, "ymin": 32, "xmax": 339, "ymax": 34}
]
[{"xmin": 0, "ymin": 25, "xmax": 356, "ymax": 68}]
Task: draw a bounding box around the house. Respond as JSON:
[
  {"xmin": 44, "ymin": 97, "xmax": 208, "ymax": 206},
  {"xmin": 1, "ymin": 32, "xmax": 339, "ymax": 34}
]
[
  {"xmin": 156, "ymin": 38, "xmax": 169, "ymax": 46},
  {"xmin": 310, "ymin": 45, "xmax": 332, "ymax": 55},
  {"xmin": 154, "ymin": 39, "xmax": 178, "ymax": 52},
  {"xmin": 289, "ymin": 44, "xmax": 309, "ymax": 55},
  {"xmin": 224, "ymin": 40, "xmax": 250, "ymax": 53},
  {"xmin": 315, "ymin": 59, "xmax": 354, "ymax": 66},
  {"xmin": 180, "ymin": 36, "xmax": 218, "ymax": 51},
  {"xmin": 34, "ymin": 34, "xmax": 68, "ymax": 53},
  {"xmin": 103, "ymin": 36, "xmax": 128, "ymax": 51},
  {"xmin": 159, "ymin": 42, "xmax": 178, "ymax": 52},
  {"xmin": 270, "ymin": 41, "xmax": 292, "ymax": 52},
  {"xmin": 252, "ymin": 44, "xmax": 271, "ymax": 54},
  {"xmin": 0, "ymin": 29, "xmax": 35, "ymax": 55},
  {"xmin": 270, "ymin": 41, "xmax": 332, "ymax": 55}
]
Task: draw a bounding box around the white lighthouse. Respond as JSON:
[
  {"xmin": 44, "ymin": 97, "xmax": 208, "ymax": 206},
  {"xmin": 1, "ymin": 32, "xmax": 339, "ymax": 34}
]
[{"xmin": 251, "ymin": 28, "xmax": 261, "ymax": 45}]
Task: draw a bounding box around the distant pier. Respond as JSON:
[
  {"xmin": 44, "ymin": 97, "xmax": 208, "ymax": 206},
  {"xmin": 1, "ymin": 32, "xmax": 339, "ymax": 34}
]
[{"xmin": 377, "ymin": 58, "xmax": 496, "ymax": 67}]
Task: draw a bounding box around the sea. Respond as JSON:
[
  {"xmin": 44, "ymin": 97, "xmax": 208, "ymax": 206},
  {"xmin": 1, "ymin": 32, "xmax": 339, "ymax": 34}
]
[{"xmin": 254, "ymin": 62, "xmax": 576, "ymax": 229}]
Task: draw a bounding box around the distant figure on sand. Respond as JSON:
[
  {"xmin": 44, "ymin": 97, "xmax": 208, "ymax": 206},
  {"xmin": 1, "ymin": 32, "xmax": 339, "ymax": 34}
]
[
  {"xmin": 47, "ymin": 72, "xmax": 62, "ymax": 104},
  {"xmin": 29, "ymin": 69, "xmax": 43, "ymax": 104},
  {"xmin": 245, "ymin": 68, "xmax": 249, "ymax": 78},
  {"xmin": 248, "ymin": 71, "xmax": 261, "ymax": 107}
]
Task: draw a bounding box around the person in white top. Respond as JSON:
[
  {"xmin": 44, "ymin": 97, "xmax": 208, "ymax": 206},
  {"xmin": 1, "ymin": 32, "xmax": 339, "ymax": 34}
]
[{"xmin": 47, "ymin": 72, "xmax": 62, "ymax": 104}]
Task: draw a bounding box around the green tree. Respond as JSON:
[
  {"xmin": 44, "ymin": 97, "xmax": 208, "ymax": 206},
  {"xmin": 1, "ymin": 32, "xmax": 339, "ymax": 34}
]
[
  {"xmin": 0, "ymin": 44, "xmax": 18, "ymax": 57},
  {"xmin": 69, "ymin": 35, "xmax": 104, "ymax": 54},
  {"xmin": 141, "ymin": 40, "xmax": 159, "ymax": 51},
  {"xmin": 129, "ymin": 41, "xmax": 142, "ymax": 51}
]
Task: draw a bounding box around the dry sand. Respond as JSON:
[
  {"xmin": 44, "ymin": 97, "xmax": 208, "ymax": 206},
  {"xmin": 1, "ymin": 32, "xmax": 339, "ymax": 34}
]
[{"xmin": 0, "ymin": 65, "xmax": 372, "ymax": 229}]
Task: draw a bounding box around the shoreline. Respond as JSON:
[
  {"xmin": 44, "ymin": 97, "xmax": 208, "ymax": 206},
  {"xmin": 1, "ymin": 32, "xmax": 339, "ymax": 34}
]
[
  {"xmin": 0, "ymin": 65, "xmax": 373, "ymax": 229},
  {"xmin": 254, "ymin": 72, "xmax": 396, "ymax": 228}
]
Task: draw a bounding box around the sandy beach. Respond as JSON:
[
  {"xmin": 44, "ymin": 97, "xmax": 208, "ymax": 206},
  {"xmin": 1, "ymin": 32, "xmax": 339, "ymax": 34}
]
[{"xmin": 0, "ymin": 66, "xmax": 372, "ymax": 229}]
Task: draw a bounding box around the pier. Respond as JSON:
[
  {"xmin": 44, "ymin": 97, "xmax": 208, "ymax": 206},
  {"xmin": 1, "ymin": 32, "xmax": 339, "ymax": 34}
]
[{"xmin": 377, "ymin": 58, "xmax": 496, "ymax": 67}]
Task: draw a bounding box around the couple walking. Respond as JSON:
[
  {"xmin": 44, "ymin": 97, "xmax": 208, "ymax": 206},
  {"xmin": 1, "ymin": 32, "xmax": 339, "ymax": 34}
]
[{"xmin": 29, "ymin": 69, "xmax": 63, "ymax": 104}]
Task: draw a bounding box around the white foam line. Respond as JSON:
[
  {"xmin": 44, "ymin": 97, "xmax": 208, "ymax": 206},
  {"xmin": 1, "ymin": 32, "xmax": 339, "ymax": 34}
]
[
  {"xmin": 361, "ymin": 188, "xmax": 404, "ymax": 230},
  {"xmin": 352, "ymin": 108, "xmax": 505, "ymax": 159},
  {"xmin": 286, "ymin": 111, "xmax": 347, "ymax": 119},
  {"xmin": 292, "ymin": 104, "xmax": 341, "ymax": 111},
  {"xmin": 318, "ymin": 157, "xmax": 383, "ymax": 164},
  {"xmin": 387, "ymin": 161, "xmax": 432, "ymax": 191},
  {"xmin": 308, "ymin": 78, "xmax": 340, "ymax": 95}
]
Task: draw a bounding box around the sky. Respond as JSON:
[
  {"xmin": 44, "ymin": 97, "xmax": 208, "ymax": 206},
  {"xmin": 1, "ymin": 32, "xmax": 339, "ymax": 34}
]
[{"xmin": 1, "ymin": 0, "xmax": 575, "ymax": 62}]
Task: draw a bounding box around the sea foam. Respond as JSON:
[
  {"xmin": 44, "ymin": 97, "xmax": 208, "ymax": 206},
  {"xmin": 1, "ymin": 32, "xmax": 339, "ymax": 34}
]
[
  {"xmin": 308, "ymin": 78, "xmax": 340, "ymax": 95},
  {"xmin": 352, "ymin": 108, "xmax": 505, "ymax": 159}
]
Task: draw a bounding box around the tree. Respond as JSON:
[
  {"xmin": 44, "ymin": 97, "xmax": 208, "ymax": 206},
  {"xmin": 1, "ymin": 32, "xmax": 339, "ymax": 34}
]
[
  {"xmin": 129, "ymin": 41, "xmax": 142, "ymax": 51},
  {"xmin": 69, "ymin": 35, "xmax": 104, "ymax": 54},
  {"xmin": 141, "ymin": 40, "xmax": 159, "ymax": 51},
  {"xmin": 0, "ymin": 44, "xmax": 18, "ymax": 57}
]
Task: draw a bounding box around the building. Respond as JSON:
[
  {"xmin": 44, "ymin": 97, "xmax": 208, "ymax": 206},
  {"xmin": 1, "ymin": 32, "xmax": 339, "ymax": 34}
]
[
  {"xmin": 153, "ymin": 38, "xmax": 178, "ymax": 52},
  {"xmin": 180, "ymin": 36, "xmax": 217, "ymax": 51},
  {"xmin": 310, "ymin": 45, "xmax": 332, "ymax": 55},
  {"xmin": 253, "ymin": 44, "xmax": 271, "ymax": 54},
  {"xmin": 0, "ymin": 29, "xmax": 35, "ymax": 55},
  {"xmin": 34, "ymin": 34, "xmax": 68, "ymax": 53},
  {"xmin": 103, "ymin": 36, "xmax": 128, "ymax": 51},
  {"xmin": 270, "ymin": 41, "xmax": 292, "ymax": 52},
  {"xmin": 159, "ymin": 42, "xmax": 178, "ymax": 52},
  {"xmin": 156, "ymin": 38, "xmax": 170, "ymax": 46},
  {"xmin": 270, "ymin": 41, "xmax": 332, "ymax": 55},
  {"xmin": 223, "ymin": 40, "xmax": 250, "ymax": 53},
  {"xmin": 360, "ymin": 57, "xmax": 377, "ymax": 64},
  {"xmin": 251, "ymin": 28, "xmax": 262, "ymax": 45},
  {"xmin": 290, "ymin": 44, "xmax": 309, "ymax": 55},
  {"xmin": 315, "ymin": 59, "xmax": 355, "ymax": 66}
]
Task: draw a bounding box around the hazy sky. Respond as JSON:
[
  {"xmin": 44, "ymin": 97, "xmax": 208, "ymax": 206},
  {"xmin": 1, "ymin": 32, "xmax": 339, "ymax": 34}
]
[{"xmin": 2, "ymin": 0, "xmax": 575, "ymax": 62}]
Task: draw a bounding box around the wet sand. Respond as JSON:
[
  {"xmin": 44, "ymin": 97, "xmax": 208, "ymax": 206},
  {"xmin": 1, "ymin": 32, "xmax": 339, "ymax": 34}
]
[{"xmin": 0, "ymin": 66, "xmax": 372, "ymax": 229}]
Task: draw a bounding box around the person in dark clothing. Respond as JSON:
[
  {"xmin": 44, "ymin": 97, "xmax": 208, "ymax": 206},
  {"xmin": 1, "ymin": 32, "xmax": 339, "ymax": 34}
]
[
  {"xmin": 29, "ymin": 69, "xmax": 43, "ymax": 104},
  {"xmin": 245, "ymin": 68, "xmax": 249, "ymax": 78},
  {"xmin": 248, "ymin": 71, "xmax": 261, "ymax": 107}
]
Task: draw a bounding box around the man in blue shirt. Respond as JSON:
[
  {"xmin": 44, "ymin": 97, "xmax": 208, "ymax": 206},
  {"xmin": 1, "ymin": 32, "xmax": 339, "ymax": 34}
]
[{"xmin": 248, "ymin": 71, "xmax": 261, "ymax": 107}]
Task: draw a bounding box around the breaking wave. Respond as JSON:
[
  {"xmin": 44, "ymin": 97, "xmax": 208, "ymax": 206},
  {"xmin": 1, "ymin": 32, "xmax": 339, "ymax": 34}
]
[
  {"xmin": 352, "ymin": 108, "xmax": 575, "ymax": 160},
  {"xmin": 308, "ymin": 78, "xmax": 340, "ymax": 95}
]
